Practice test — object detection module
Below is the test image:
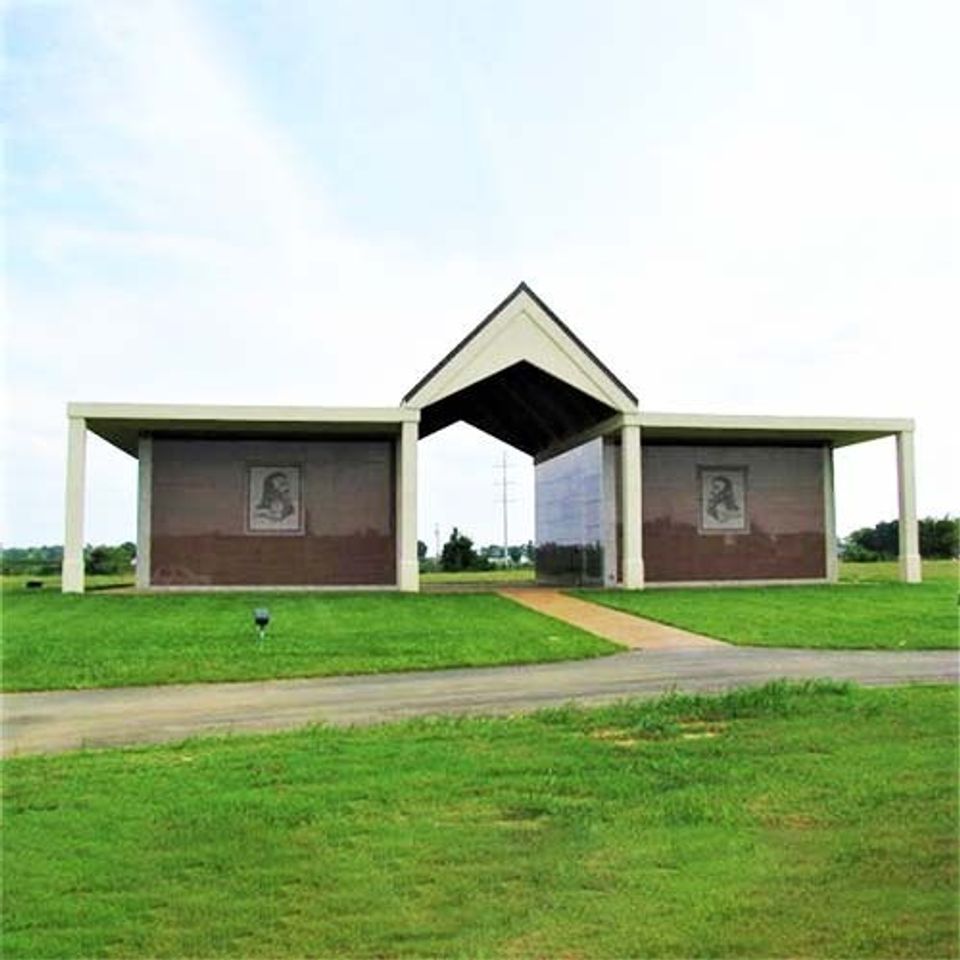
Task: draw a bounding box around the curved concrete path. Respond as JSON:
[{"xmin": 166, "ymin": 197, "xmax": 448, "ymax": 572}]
[
  {"xmin": 3, "ymin": 645, "xmax": 956, "ymax": 757},
  {"xmin": 498, "ymin": 588, "xmax": 726, "ymax": 649}
]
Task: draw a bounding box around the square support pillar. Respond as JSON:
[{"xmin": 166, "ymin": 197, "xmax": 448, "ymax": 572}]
[
  {"xmin": 620, "ymin": 423, "xmax": 644, "ymax": 589},
  {"xmin": 396, "ymin": 419, "xmax": 420, "ymax": 592},
  {"xmin": 136, "ymin": 435, "xmax": 153, "ymax": 590},
  {"xmin": 896, "ymin": 429, "xmax": 922, "ymax": 583},
  {"xmin": 62, "ymin": 415, "xmax": 87, "ymax": 594},
  {"xmin": 823, "ymin": 445, "xmax": 838, "ymax": 582}
]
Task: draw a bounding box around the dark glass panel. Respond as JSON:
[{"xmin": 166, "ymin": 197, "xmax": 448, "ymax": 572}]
[{"xmin": 535, "ymin": 438, "xmax": 605, "ymax": 585}]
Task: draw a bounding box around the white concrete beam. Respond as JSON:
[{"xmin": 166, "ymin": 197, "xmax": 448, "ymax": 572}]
[
  {"xmin": 68, "ymin": 402, "xmax": 419, "ymax": 423},
  {"xmin": 62, "ymin": 416, "xmax": 87, "ymax": 593},
  {"xmin": 136, "ymin": 435, "xmax": 153, "ymax": 590},
  {"xmin": 620, "ymin": 424, "xmax": 644, "ymax": 589},
  {"xmin": 897, "ymin": 429, "xmax": 922, "ymax": 583},
  {"xmin": 396, "ymin": 420, "xmax": 420, "ymax": 591}
]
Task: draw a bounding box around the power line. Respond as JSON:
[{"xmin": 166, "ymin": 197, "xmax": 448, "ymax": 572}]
[{"xmin": 494, "ymin": 450, "xmax": 518, "ymax": 562}]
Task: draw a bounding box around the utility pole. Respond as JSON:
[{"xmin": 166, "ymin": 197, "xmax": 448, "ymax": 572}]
[{"xmin": 494, "ymin": 451, "xmax": 517, "ymax": 565}]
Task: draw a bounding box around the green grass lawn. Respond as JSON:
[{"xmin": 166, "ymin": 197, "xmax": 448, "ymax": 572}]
[
  {"xmin": 839, "ymin": 558, "xmax": 957, "ymax": 583},
  {"xmin": 573, "ymin": 560, "xmax": 958, "ymax": 651},
  {"xmin": 1, "ymin": 592, "xmax": 617, "ymax": 692},
  {"xmin": 2, "ymin": 568, "xmax": 538, "ymax": 589},
  {"xmin": 3, "ymin": 682, "xmax": 956, "ymax": 958},
  {"xmin": 421, "ymin": 567, "xmax": 536, "ymax": 584},
  {"xmin": 1, "ymin": 572, "xmax": 134, "ymax": 592}
]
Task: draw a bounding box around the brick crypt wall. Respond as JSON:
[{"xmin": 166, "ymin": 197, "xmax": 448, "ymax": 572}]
[
  {"xmin": 150, "ymin": 437, "xmax": 395, "ymax": 586},
  {"xmin": 641, "ymin": 444, "xmax": 826, "ymax": 582}
]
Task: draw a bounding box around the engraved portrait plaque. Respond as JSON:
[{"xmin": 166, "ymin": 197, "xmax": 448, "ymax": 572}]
[
  {"xmin": 699, "ymin": 467, "xmax": 748, "ymax": 533},
  {"xmin": 247, "ymin": 465, "xmax": 304, "ymax": 534}
]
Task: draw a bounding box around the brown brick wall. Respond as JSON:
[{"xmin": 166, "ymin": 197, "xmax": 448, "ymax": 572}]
[
  {"xmin": 150, "ymin": 438, "xmax": 395, "ymax": 586},
  {"xmin": 642, "ymin": 445, "xmax": 826, "ymax": 582}
]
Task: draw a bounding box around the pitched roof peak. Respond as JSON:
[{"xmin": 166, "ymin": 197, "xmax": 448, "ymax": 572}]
[{"xmin": 402, "ymin": 283, "xmax": 637, "ymax": 409}]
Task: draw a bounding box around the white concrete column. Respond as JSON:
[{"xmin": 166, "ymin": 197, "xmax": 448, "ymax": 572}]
[
  {"xmin": 896, "ymin": 429, "xmax": 922, "ymax": 583},
  {"xmin": 136, "ymin": 435, "xmax": 153, "ymax": 590},
  {"xmin": 602, "ymin": 438, "xmax": 619, "ymax": 586},
  {"xmin": 620, "ymin": 423, "xmax": 644, "ymax": 589},
  {"xmin": 823, "ymin": 445, "xmax": 838, "ymax": 582},
  {"xmin": 62, "ymin": 416, "xmax": 87, "ymax": 593},
  {"xmin": 396, "ymin": 420, "xmax": 420, "ymax": 591}
]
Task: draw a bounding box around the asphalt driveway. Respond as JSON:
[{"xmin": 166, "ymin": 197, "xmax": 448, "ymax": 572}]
[{"xmin": 3, "ymin": 645, "xmax": 956, "ymax": 756}]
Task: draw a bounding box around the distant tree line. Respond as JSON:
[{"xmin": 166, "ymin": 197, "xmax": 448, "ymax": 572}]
[
  {"xmin": 1, "ymin": 543, "xmax": 137, "ymax": 576},
  {"xmin": 7, "ymin": 518, "xmax": 953, "ymax": 578},
  {"xmin": 419, "ymin": 529, "xmax": 536, "ymax": 573},
  {"xmin": 423, "ymin": 516, "xmax": 960, "ymax": 571},
  {"xmin": 840, "ymin": 516, "xmax": 958, "ymax": 562},
  {"xmin": 1, "ymin": 545, "xmax": 64, "ymax": 575}
]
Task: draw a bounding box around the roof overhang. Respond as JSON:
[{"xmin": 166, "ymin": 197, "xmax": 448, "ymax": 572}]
[
  {"xmin": 69, "ymin": 403, "xmax": 418, "ymax": 457},
  {"xmin": 535, "ymin": 411, "xmax": 914, "ymax": 463},
  {"xmin": 636, "ymin": 412, "xmax": 914, "ymax": 447}
]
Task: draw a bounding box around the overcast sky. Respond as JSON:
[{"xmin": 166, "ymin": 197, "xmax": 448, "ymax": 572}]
[{"xmin": 4, "ymin": 0, "xmax": 958, "ymax": 551}]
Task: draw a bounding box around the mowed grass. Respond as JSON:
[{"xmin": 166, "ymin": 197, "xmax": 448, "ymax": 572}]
[
  {"xmin": 421, "ymin": 567, "xmax": 536, "ymax": 584},
  {"xmin": 3, "ymin": 683, "xmax": 957, "ymax": 959},
  {"xmin": 574, "ymin": 560, "xmax": 958, "ymax": 650},
  {"xmin": 1, "ymin": 592, "xmax": 616, "ymax": 692},
  {"xmin": 839, "ymin": 559, "xmax": 957, "ymax": 584},
  {"xmin": 1, "ymin": 573, "xmax": 134, "ymax": 592}
]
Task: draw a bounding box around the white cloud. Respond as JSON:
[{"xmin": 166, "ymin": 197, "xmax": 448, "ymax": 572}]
[{"xmin": 4, "ymin": 0, "xmax": 958, "ymax": 549}]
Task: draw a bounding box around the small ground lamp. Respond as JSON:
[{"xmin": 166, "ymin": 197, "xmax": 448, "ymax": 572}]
[{"xmin": 253, "ymin": 607, "xmax": 270, "ymax": 642}]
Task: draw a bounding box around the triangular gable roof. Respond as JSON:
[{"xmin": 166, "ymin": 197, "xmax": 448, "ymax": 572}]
[{"xmin": 402, "ymin": 282, "xmax": 638, "ymax": 412}]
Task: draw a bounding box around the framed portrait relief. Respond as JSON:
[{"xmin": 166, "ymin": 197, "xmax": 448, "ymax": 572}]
[
  {"xmin": 699, "ymin": 466, "xmax": 748, "ymax": 533},
  {"xmin": 246, "ymin": 465, "xmax": 304, "ymax": 534}
]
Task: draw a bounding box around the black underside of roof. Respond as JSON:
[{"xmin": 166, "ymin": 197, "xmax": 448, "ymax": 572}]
[{"xmin": 418, "ymin": 361, "xmax": 617, "ymax": 457}]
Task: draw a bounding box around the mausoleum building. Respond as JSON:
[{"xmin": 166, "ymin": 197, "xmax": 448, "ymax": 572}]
[{"xmin": 62, "ymin": 284, "xmax": 921, "ymax": 592}]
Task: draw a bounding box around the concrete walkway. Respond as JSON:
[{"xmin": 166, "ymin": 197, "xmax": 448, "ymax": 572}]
[
  {"xmin": 499, "ymin": 588, "xmax": 726, "ymax": 649},
  {"xmin": 3, "ymin": 646, "xmax": 956, "ymax": 757}
]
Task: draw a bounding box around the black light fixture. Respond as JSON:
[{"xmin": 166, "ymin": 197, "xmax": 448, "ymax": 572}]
[{"xmin": 253, "ymin": 607, "xmax": 270, "ymax": 642}]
